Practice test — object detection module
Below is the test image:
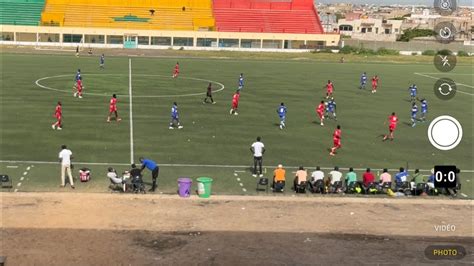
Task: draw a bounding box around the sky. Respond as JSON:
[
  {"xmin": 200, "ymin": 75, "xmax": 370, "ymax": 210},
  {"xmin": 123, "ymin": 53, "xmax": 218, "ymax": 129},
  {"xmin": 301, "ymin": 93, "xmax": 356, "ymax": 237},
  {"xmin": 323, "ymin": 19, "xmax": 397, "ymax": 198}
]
[{"xmin": 317, "ymin": 0, "xmax": 473, "ymax": 6}]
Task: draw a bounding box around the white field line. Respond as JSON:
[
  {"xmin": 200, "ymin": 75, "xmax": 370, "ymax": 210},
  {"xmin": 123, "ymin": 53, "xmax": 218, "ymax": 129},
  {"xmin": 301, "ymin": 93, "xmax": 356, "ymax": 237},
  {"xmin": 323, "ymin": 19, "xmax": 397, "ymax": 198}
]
[
  {"xmin": 35, "ymin": 74, "xmax": 225, "ymax": 98},
  {"xmin": 235, "ymin": 170, "xmax": 247, "ymax": 193},
  {"xmin": 1, "ymin": 160, "xmax": 473, "ymax": 173},
  {"xmin": 14, "ymin": 164, "xmax": 34, "ymax": 192},
  {"xmin": 6, "ymin": 166, "xmax": 18, "ymax": 168},
  {"xmin": 129, "ymin": 58, "xmax": 134, "ymax": 164},
  {"xmin": 416, "ymin": 73, "xmax": 474, "ymax": 76},
  {"xmin": 414, "ymin": 72, "xmax": 474, "ymax": 96}
]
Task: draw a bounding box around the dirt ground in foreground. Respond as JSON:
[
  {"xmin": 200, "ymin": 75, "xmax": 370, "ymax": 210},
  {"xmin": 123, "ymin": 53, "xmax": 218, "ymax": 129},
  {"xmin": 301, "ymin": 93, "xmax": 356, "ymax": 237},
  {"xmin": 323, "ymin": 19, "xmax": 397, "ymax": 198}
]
[{"xmin": 1, "ymin": 193, "xmax": 472, "ymax": 265}]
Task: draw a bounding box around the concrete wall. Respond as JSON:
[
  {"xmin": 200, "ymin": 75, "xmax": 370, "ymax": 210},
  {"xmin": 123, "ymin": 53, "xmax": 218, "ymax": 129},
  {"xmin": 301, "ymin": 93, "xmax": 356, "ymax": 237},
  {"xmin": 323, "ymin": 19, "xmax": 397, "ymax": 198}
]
[{"xmin": 344, "ymin": 39, "xmax": 473, "ymax": 52}]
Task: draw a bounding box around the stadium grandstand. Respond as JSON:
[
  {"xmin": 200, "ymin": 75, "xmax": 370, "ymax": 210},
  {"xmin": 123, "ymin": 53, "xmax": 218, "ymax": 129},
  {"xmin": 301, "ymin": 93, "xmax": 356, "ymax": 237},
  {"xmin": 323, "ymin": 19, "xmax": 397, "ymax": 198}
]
[{"xmin": 0, "ymin": 0, "xmax": 338, "ymax": 50}]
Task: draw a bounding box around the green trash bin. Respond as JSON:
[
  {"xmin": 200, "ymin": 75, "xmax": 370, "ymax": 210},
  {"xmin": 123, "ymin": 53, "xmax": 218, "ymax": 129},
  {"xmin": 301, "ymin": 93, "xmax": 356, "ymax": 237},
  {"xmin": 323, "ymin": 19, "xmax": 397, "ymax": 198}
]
[{"xmin": 197, "ymin": 177, "xmax": 213, "ymax": 198}]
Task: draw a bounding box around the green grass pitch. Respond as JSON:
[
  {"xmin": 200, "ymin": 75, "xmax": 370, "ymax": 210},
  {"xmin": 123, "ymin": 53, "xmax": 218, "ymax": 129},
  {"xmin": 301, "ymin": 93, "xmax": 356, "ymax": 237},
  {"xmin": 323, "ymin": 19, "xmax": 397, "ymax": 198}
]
[{"xmin": 0, "ymin": 53, "xmax": 472, "ymax": 197}]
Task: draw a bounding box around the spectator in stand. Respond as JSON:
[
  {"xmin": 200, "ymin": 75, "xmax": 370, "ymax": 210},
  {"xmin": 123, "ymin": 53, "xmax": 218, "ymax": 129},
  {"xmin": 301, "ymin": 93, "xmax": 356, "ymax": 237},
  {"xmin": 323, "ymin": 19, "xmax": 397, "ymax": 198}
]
[
  {"xmin": 293, "ymin": 166, "xmax": 307, "ymax": 190},
  {"xmin": 272, "ymin": 164, "xmax": 286, "ymax": 191},
  {"xmin": 345, "ymin": 167, "xmax": 357, "ymax": 187},
  {"xmin": 379, "ymin": 168, "xmax": 392, "ymax": 185},
  {"xmin": 362, "ymin": 168, "xmax": 375, "ymax": 189}
]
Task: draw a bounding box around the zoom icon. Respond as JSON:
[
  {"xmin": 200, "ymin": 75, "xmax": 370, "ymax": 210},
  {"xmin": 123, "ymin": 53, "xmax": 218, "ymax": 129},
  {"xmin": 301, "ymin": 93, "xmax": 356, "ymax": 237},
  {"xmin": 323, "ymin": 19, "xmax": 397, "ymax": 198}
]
[{"xmin": 434, "ymin": 78, "xmax": 457, "ymax": 100}]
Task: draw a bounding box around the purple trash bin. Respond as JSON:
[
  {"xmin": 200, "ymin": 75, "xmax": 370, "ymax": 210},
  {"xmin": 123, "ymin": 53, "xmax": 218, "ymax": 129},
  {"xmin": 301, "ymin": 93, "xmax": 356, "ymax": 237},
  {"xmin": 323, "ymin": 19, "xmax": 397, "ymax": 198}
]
[{"xmin": 178, "ymin": 178, "xmax": 192, "ymax": 197}]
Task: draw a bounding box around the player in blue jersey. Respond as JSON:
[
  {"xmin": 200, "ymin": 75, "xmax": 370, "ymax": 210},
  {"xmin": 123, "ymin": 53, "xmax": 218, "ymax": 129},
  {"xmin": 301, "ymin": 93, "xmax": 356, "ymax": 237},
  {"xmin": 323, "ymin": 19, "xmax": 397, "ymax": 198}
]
[
  {"xmin": 408, "ymin": 84, "xmax": 417, "ymax": 102},
  {"xmin": 359, "ymin": 72, "xmax": 367, "ymax": 89},
  {"xmin": 238, "ymin": 73, "xmax": 244, "ymax": 90},
  {"xmin": 411, "ymin": 102, "xmax": 418, "ymax": 127},
  {"xmin": 99, "ymin": 54, "xmax": 105, "ymax": 69},
  {"xmin": 325, "ymin": 98, "xmax": 337, "ymax": 121},
  {"xmin": 169, "ymin": 102, "xmax": 183, "ymax": 129},
  {"xmin": 75, "ymin": 69, "xmax": 81, "ymax": 82},
  {"xmin": 276, "ymin": 102, "xmax": 287, "ymax": 130},
  {"xmin": 419, "ymin": 98, "xmax": 428, "ymax": 122}
]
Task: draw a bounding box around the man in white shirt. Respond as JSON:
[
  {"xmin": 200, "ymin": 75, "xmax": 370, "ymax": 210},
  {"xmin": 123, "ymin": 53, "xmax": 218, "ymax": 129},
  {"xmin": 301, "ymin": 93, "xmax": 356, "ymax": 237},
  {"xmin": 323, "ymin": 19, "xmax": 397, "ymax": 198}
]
[
  {"xmin": 107, "ymin": 167, "xmax": 126, "ymax": 192},
  {"xmin": 310, "ymin": 166, "xmax": 325, "ymax": 185},
  {"xmin": 328, "ymin": 166, "xmax": 343, "ymax": 184},
  {"xmin": 59, "ymin": 145, "xmax": 74, "ymax": 189},
  {"xmin": 250, "ymin": 136, "xmax": 265, "ymax": 177}
]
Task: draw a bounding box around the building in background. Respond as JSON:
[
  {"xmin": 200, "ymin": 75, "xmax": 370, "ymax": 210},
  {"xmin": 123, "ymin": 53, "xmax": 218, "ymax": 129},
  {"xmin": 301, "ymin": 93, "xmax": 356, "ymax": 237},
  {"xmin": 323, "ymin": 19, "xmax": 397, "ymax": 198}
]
[{"xmin": 338, "ymin": 17, "xmax": 403, "ymax": 41}]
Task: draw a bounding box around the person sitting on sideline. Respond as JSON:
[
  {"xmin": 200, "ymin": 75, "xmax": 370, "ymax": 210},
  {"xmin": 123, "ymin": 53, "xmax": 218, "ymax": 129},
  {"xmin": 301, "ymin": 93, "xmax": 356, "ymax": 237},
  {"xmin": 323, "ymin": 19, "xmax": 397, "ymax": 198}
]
[
  {"xmin": 310, "ymin": 166, "xmax": 325, "ymax": 186},
  {"xmin": 328, "ymin": 166, "xmax": 342, "ymax": 185},
  {"xmin": 107, "ymin": 167, "xmax": 126, "ymax": 192},
  {"xmin": 272, "ymin": 164, "xmax": 286, "ymax": 191},
  {"xmin": 379, "ymin": 168, "xmax": 392, "ymax": 185},
  {"xmin": 395, "ymin": 167, "xmax": 409, "ymax": 189},
  {"xmin": 293, "ymin": 166, "xmax": 307, "ymax": 190},
  {"xmin": 345, "ymin": 167, "xmax": 357, "ymax": 187},
  {"xmin": 411, "ymin": 169, "xmax": 425, "ymax": 192},
  {"xmin": 362, "ymin": 168, "xmax": 375, "ymax": 191},
  {"xmin": 328, "ymin": 166, "xmax": 343, "ymax": 192},
  {"xmin": 426, "ymin": 168, "xmax": 435, "ymax": 192},
  {"xmin": 130, "ymin": 163, "xmax": 141, "ymax": 178}
]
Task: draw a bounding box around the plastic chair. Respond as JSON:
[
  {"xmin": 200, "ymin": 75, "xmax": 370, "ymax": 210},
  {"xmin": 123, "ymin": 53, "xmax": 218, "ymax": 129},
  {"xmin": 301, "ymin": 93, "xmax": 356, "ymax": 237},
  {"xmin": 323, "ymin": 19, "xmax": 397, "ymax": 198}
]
[
  {"xmin": 273, "ymin": 181, "xmax": 285, "ymax": 193},
  {"xmin": 1, "ymin": 175, "xmax": 12, "ymax": 189},
  {"xmin": 311, "ymin": 179, "xmax": 324, "ymax": 194},
  {"xmin": 295, "ymin": 181, "xmax": 307, "ymax": 194},
  {"xmin": 256, "ymin": 177, "xmax": 269, "ymax": 192}
]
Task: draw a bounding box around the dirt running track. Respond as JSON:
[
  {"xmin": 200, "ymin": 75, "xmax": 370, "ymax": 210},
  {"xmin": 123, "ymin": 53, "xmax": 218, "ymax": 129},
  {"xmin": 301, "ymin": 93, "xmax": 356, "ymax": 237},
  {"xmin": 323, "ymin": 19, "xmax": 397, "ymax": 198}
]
[{"xmin": 1, "ymin": 193, "xmax": 472, "ymax": 265}]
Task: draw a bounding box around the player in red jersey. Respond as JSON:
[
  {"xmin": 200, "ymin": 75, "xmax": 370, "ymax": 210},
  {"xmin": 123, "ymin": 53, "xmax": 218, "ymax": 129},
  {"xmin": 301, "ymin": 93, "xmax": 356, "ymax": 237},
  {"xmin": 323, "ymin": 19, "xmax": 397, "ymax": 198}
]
[
  {"xmin": 73, "ymin": 78, "xmax": 84, "ymax": 98},
  {"xmin": 229, "ymin": 90, "xmax": 240, "ymax": 115},
  {"xmin": 371, "ymin": 75, "xmax": 379, "ymax": 93},
  {"xmin": 383, "ymin": 112, "xmax": 398, "ymax": 141},
  {"xmin": 325, "ymin": 80, "xmax": 334, "ymax": 99},
  {"xmin": 316, "ymin": 100, "xmax": 325, "ymax": 126},
  {"xmin": 172, "ymin": 62, "xmax": 180, "ymax": 78},
  {"xmin": 329, "ymin": 125, "xmax": 342, "ymax": 156},
  {"xmin": 52, "ymin": 101, "xmax": 63, "ymax": 130},
  {"xmin": 107, "ymin": 94, "xmax": 121, "ymax": 122}
]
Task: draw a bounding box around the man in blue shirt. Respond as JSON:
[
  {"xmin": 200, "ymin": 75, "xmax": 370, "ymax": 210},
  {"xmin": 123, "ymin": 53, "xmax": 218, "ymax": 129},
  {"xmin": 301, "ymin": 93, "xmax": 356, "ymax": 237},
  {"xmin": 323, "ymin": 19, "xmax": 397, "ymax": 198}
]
[
  {"xmin": 409, "ymin": 84, "xmax": 417, "ymax": 102},
  {"xmin": 411, "ymin": 102, "xmax": 418, "ymax": 127},
  {"xmin": 419, "ymin": 99, "xmax": 428, "ymax": 122},
  {"xmin": 395, "ymin": 167, "xmax": 409, "ymax": 190},
  {"xmin": 238, "ymin": 73, "xmax": 244, "ymax": 90},
  {"xmin": 169, "ymin": 102, "xmax": 183, "ymax": 129},
  {"xmin": 139, "ymin": 157, "xmax": 159, "ymax": 192},
  {"xmin": 359, "ymin": 72, "xmax": 367, "ymax": 89},
  {"xmin": 276, "ymin": 102, "xmax": 287, "ymax": 129}
]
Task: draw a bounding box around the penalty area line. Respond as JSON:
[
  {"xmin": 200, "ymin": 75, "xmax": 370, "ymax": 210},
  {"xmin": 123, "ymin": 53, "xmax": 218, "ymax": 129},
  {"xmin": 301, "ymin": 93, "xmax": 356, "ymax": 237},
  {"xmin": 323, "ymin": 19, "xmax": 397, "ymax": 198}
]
[{"xmin": 414, "ymin": 72, "xmax": 474, "ymax": 96}]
